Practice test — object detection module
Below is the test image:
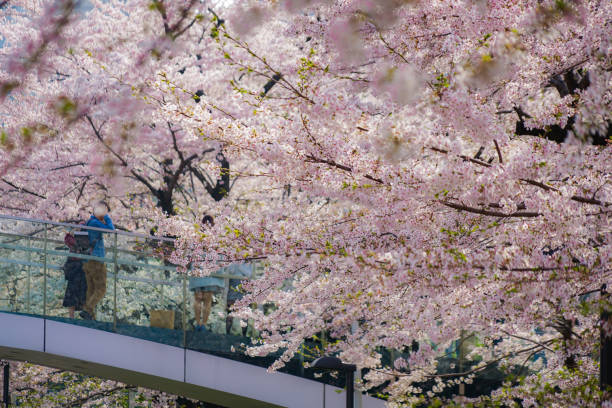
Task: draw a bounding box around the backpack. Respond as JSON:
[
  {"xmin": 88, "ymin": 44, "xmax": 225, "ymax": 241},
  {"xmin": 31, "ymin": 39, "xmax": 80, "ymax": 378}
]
[
  {"xmin": 73, "ymin": 230, "xmax": 93, "ymax": 254},
  {"xmin": 68, "ymin": 219, "xmax": 104, "ymax": 256}
]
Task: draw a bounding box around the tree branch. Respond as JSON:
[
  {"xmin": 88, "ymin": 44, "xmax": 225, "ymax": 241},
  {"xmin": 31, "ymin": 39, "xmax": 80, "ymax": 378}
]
[
  {"xmin": 493, "ymin": 139, "xmax": 503, "ymax": 164},
  {"xmin": 85, "ymin": 115, "xmax": 127, "ymax": 166},
  {"xmin": 429, "ymin": 146, "xmax": 492, "ymax": 167},
  {"xmin": 499, "ymin": 329, "xmax": 555, "ymax": 352},
  {"xmin": 49, "ymin": 162, "xmax": 86, "ymax": 171},
  {"xmin": 85, "ymin": 115, "xmax": 157, "ymax": 194},
  {"xmin": 440, "ymin": 200, "xmax": 541, "ymax": 218},
  {"xmin": 168, "ymin": 122, "xmax": 184, "ymax": 161},
  {"xmin": 222, "ymin": 30, "xmax": 316, "ymax": 104},
  {"xmin": 305, "ymin": 154, "xmax": 385, "ymax": 184},
  {"xmin": 65, "ymin": 385, "xmax": 128, "ymax": 406},
  {"xmin": 429, "ymin": 146, "xmax": 611, "ymax": 207},
  {"xmin": 1, "ymin": 178, "xmax": 46, "ymax": 199}
]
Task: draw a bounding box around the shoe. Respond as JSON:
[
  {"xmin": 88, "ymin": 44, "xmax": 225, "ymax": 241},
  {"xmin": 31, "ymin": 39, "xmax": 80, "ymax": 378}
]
[
  {"xmin": 196, "ymin": 325, "xmax": 207, "ymax": 332},
  {"xmin": 79, "ymin": 311, "xmax": 94, "ymax": 320}
]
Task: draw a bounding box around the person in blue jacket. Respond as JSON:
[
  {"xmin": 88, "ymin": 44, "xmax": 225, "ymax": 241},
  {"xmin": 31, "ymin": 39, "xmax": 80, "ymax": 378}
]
[{"xmin": 81, "ymin": 201, "xmax": 115, "ymax": 320}]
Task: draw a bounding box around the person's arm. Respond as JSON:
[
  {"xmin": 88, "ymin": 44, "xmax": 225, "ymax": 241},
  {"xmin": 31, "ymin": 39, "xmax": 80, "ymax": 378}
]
[
  {"xmin": 87, "ymin": 216, "xmax": 115, "ymax": 230},
  {"xmin": 103, "ymin": 214, "xmax": 115, "ymax": 230}
]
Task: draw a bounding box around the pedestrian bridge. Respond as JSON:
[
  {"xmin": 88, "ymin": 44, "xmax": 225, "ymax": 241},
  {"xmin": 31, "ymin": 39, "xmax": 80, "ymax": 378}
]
[{"xmin": 0, "ymin": 214, "xmax": 385, "ymax": 408}]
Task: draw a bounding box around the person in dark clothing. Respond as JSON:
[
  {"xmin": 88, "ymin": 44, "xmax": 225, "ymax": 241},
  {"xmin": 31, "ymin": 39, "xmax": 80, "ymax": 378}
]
[{"xmin": 63, "ymin": 232, "xmax": 87, "ymax": 318}]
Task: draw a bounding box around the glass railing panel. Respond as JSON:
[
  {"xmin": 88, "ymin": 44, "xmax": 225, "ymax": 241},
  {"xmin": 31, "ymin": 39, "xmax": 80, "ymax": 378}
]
[
  {"xmin": 182, "ymin": 275, "xmax": 316, "ymax": 382},
  {"xmin": 114, "ymin": 256, "xmax": 185, "ymax": 347},
  {"xmin": 0, "ymin": 230, "xmax": 28, "ymax": 313},
  {"xmin": 44, "ymin": 224, "xmax": 75, "ymax": 320},
  {"xmin": 0, "ymin": 219, "xmax": 46, "ymax": 316},
  {"xmin": 31, "ymin": 222, "xmax": 51, "ymax": 317},
  {"xmin": 185, "ymin": 276, "xmax": 236, "ymax": 353},
  {"xmin": 0, "ymin": 258, "xmax": 40, "ymax": 315},
  {"xmin": 35, "ymin": 223, "xmax": 117, "ymax": 327}
]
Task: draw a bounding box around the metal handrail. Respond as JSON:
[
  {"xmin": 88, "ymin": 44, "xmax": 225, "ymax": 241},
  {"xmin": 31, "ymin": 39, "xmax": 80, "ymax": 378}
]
[
  {"xmin": 0, "ymin": 231, "xmax": 162, "ymax": 259},
  {"xmin": 0, "ymin": 213, "xmax": 256, "ymax": 337},
  {"xmin": 0, "ymin": 213, "xmax": 175, "ymax": 242},
  {"xmin": 0, "ymin": 214, "xmax": 255, "ymax": 266},
  {"xmin": 0, "ymin": 241, "xmax": 252, "ymax": 280},
  {"xmin": 0, "ymin": 257, "xmax": 247, "ymax": 286}
]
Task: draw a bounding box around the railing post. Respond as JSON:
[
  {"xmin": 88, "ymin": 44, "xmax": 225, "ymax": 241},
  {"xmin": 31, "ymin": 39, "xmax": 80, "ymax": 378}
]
[
  {"xmin": 42, "ymin": 224, "xmax": 48, "ymax": 316},
  {"xmin": 128, "ymin": 388, "xmax": 136, "ymax": 408},
  {"xmin": 299, "ymin": 343, "xmax": 304, "ymax": 377},
  {"xmin": 458, "ymin": 330, "xmax": 466, "ymax": 396},
  {"xmin": 182, "ymin": 270, "xmax": 187, "ymax": 348},
  {"xmin": 223, "ymin": 277, "xmax": 229, "ymax": 334},
  {"xmin": 351, "ymin": 322, "xmax": 362, "ymax": 408},
  {"xmin": 113, "ymin": 232, "xmax": 118, "ymax": 332},
  {"xmin": 160, "ymin": 281, "xmax": 165, "ymax": 307},
  {"xmin": 26, "ymin": 235, "xmax": 31, "ymax": 313},
  {"xmin": 601, "ymin": 285, "xmax": 611, "ymax": 399},
  {"xmin": 346, "ymin": 368, "xmax": 355, "ymax": 408}
]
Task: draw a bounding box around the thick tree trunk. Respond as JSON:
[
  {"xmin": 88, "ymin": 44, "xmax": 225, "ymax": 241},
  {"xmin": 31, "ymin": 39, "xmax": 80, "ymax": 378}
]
[{"xmin": 156, "ymin": 189, "xmax": 176, "ymax": 216}]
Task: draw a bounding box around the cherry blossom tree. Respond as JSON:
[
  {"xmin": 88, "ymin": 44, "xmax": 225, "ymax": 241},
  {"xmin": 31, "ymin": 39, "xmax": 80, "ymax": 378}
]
[
  {"xmin": 0, "ymin": 360, "xmax": 187, "ymax": 407},
  {"xmin": 1, "ymin": 0, "xmax": 611, "ymax": 406}
]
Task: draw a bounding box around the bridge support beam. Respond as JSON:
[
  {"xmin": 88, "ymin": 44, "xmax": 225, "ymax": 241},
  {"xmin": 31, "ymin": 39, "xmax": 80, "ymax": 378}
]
[{"xmin": 0, "ymin": 346, "xmax": 280, "ymax": 408}]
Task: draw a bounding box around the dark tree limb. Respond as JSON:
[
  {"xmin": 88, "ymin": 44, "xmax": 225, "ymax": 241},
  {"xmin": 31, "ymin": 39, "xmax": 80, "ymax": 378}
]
[
  {"xmin": 65, "ymin": 386, "xmax": 128, "ymax": 407},
  {"xmin": 429, "ymin": 147, "xmax": 492, "ymax": 167},
  {"xmin": 49, "ymin": 162, "xmax": 86, "ymax": 171},
  {"xmin": 493, "ymin": 140, "xmax": 503, "ymax": 164},
  {"xmin": 1, "ymin": 178, "xmax": 46, "ymax": 199},
  {"xmin": 261, "ymin": 73, "xmax": 282, "ymax": 97},
  {"xmin": 190, "ymin": 151, "xmax": 231, "ymax": 201},
  {"xmin": 440, "ymin": 200, "xmax": 541, "ymax": 218},
  {"xmin": 429, "ymin": 147, "xmax": 611, "ymax": 207},
  {"xmin": 305, "ymin": 154, "xmax": 385, "ymax": 184},
  {"xmin": 517, "ymin": 67, "xmax": 609, "ymax": 145}
]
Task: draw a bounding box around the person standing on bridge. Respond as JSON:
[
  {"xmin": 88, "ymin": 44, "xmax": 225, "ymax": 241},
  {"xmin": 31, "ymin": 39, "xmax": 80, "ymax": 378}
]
[
  {"xmin": 189, "ymin": 215, "xmax": 224, "ymax": 332},
  {"xmin": 80, "ymin": 201, "xmax": 115, "ymax": 320},
  {"xmin": 62, "ymin": 231, "xmax": 87, "ymax": 319},
  {"xmin": 224, "ymin": 262, "xmax": 254, "ymax": 336}
]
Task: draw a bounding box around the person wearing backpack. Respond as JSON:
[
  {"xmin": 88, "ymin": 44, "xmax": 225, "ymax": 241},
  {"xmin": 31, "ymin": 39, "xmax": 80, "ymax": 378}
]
[
  {"xmin": 80, "ymin": 201, "xmax": 115, "ymax": 320},
  {"xmin": 62, "ymin": 232, "xmax": 87, "ymax": 318}
]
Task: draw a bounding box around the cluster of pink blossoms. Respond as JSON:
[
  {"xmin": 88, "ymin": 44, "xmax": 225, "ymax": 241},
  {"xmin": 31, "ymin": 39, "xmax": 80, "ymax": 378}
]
[{"xmin": 0, "ymin": 0, "xmax": 611, "ymax": 405}]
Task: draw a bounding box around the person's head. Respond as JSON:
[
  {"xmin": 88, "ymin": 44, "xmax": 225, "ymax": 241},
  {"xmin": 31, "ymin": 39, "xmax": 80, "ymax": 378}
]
[
  {"xmin": 202, "ymin": 214, "xmax": 214, "ymax": 227},
  {"xmin": 93, "ymin": 201, "xmax": 110, "ymax": 219}
]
